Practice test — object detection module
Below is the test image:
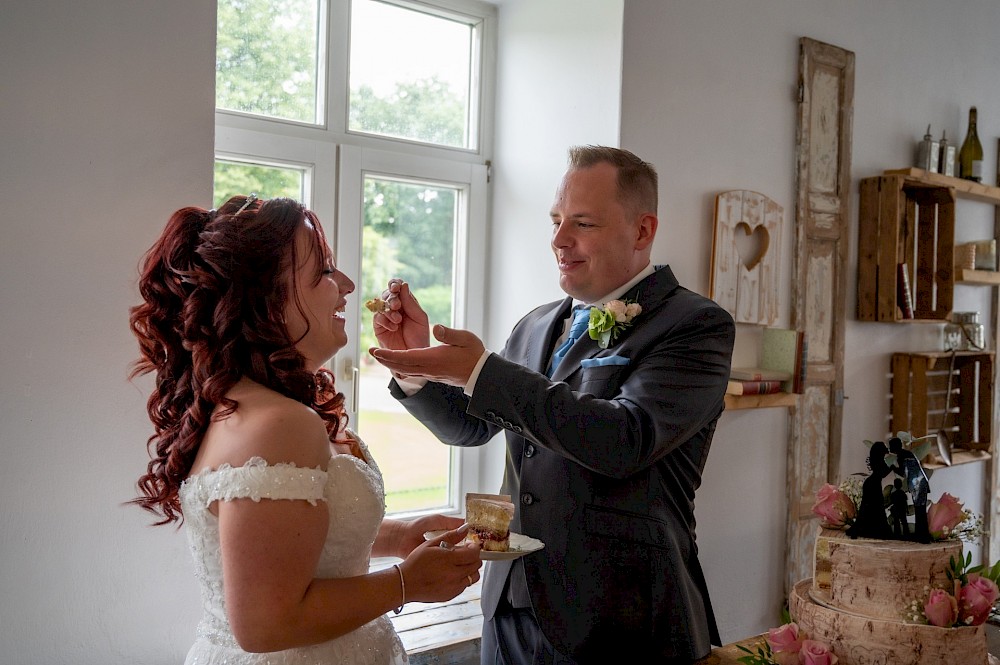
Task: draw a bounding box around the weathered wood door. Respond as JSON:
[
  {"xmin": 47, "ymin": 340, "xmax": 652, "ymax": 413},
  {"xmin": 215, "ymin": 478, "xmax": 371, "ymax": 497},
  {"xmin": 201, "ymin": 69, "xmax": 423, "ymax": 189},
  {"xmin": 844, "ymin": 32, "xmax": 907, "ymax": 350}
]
[{"xmin": 785, "ymin": 37, "xmax": 855, "ymax": 592}]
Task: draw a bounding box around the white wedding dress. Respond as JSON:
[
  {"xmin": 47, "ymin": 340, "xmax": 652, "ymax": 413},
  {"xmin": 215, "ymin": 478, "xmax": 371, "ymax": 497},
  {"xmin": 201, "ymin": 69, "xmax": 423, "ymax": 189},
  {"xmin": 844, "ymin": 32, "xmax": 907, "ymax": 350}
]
[{"xmin": 179, "ymin": 432, "xmax": 407, "ymax": 665}]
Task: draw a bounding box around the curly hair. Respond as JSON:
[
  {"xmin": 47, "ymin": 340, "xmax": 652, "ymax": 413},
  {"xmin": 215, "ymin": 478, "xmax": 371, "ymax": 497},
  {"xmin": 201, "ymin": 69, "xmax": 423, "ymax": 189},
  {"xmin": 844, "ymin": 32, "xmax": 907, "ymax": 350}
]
[{"xmin": 129, "ymin": 195, "xmax": 347, "ymax": 525}]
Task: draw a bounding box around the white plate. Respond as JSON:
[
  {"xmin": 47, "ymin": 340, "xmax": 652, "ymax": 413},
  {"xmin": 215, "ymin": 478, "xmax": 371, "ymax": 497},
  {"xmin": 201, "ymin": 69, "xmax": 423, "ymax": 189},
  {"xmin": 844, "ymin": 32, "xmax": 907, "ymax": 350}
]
[{"xmin": 423, "ymin": 530, "xmax": 545, "ymax": 561}]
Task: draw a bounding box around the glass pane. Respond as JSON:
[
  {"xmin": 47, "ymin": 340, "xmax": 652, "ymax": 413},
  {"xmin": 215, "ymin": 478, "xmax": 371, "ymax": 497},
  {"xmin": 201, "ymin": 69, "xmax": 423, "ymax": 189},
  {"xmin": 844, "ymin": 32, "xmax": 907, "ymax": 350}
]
[
  {"xmin": 358, "ymin": 175, "xmax": 458, "ymax": 513},
  {"xmin": 349, "ymin": 0, "xmax": 474, "ymax": 148},
  {"xmin": 216, "ymin": 0, "xmax": 322, "ymax": 124},
  {"xmin": 213, "ymin": 160, "xmax": 305, "ymax": 207}
]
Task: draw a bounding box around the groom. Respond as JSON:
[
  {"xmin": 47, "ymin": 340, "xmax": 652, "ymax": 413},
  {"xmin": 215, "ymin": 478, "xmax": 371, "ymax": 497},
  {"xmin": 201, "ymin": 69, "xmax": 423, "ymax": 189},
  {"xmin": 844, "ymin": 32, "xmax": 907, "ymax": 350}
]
[{"xmin": 370, "ymin": 146, "xmax": 734, "ymax": 663}]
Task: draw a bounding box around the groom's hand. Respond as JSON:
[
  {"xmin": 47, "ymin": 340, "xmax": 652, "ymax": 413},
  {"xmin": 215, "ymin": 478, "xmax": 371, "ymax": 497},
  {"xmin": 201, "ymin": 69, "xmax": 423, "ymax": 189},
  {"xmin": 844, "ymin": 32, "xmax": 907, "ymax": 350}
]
[
  {"xmin": 369, "ymin": 325, "xmax": 484, "ymax": 387},
  {"xmin": 373, "ymin": 279, "xmax": 430, "ymax": 350}
]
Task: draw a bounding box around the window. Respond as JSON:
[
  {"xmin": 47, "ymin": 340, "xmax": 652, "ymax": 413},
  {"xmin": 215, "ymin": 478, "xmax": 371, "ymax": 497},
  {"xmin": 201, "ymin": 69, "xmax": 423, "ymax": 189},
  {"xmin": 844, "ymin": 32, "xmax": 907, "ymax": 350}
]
[
  {"xmin": 214, "ymin": 0, "xmax": 496, "ymax": 518},
  {"xmin": 216, "ymin": 0, "xmax": 324, "ymax": 125},
  {"xmin": 349, "ymin": 0, "xmax": 481, "ymax": 149}
]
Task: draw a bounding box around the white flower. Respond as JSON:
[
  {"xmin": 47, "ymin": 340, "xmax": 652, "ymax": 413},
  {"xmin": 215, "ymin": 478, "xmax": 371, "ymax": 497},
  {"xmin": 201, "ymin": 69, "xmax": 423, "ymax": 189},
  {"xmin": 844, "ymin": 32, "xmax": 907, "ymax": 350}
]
[
  {"xmin": 604, "ymin": 299, "xmax": 627, "ymax": 321},
  {"xmin": 588, "ymin": 299, "xmax": 643, "ymax": 349}
]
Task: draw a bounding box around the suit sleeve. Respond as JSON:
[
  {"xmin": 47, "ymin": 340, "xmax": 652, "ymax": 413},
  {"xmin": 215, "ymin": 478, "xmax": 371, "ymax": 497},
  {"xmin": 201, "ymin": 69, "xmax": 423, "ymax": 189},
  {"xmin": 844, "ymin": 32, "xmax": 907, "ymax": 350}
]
[
  {"xmin": 467, "ymin": 301, "xmax": 735, "ymax": 478},
  {"xmin": 388, "ymin": 376, "xmax": 501, "ymax": 448}
]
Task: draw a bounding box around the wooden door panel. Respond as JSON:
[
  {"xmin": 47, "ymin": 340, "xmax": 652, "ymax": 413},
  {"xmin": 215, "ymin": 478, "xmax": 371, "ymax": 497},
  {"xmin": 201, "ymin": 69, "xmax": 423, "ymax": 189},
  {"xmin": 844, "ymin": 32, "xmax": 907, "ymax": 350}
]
[
  {"xmin": 805, "ymin": 243, "xmax": 835, "ymax": 363},
  {"xmin": 786, "ymin": 37, "xmax": 854, "ymax": 592}
]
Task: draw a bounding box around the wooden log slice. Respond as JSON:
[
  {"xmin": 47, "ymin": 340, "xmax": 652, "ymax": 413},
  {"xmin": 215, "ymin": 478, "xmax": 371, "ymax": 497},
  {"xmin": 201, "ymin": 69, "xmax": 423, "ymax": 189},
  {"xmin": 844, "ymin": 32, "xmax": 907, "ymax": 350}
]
[
  {"xmin": 791, "ymin": 579, "xmax": 986, "ymax": 665},
  {"xmin": 812, "ymin": 527, "xmax": 963, "ymax": 620}
]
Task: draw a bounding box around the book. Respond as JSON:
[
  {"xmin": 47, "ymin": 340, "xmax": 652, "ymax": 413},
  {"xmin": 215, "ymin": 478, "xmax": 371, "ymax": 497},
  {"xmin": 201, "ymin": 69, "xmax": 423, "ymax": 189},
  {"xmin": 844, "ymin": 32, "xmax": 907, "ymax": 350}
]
[
  {"xmin": 726, "ymin": 379, "xmax": 784, "ymax": 395},
  {"xmin": 897, "ymin": 262, "xmax": 914, "ymax": 319},
  {"xmin": 729, "ymin": 367, "xmax": 794, "ymax": 382},
  {"xmin": 760, "ymin": 327, "xmax": 807, "ymax": 394}
]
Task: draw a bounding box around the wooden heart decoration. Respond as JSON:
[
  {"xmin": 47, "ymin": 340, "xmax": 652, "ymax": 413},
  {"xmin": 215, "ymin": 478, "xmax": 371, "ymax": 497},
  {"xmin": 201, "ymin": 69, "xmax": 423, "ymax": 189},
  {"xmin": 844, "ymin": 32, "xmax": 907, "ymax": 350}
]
[
  {"xmin": 711, "ymin": 190, "xmax": 783, "ymax": 325},
  {"xmin": 734, "ymin": 221, "xmax": 770, "ymax": 271}
]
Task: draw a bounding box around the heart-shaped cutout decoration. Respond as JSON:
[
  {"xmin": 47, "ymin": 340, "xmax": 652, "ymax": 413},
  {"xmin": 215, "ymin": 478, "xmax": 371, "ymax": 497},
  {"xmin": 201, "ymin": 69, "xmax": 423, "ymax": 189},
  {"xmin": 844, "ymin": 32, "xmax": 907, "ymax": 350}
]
[{"xmin": 734, "ymin": 221, "xmax": 770, "ymax": 271}]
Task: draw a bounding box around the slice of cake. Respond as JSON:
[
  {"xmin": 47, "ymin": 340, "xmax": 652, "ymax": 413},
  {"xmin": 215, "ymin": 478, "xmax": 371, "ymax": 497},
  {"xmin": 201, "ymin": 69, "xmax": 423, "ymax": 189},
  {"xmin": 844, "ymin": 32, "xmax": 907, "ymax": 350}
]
[{"xmin": 466, "ymin": 493, "xmax": 514, "ymax": 551}]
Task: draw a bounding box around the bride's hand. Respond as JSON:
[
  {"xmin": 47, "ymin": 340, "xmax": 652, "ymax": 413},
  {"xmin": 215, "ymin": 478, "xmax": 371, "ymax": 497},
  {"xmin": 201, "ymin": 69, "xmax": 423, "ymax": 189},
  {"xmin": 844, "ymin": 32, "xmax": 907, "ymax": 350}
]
[
  {"xmin": 399, "ymin": 524, "xmax": 482, "ymax": 603},
  {"xmin": 373, "ymin": 279, "xmax": 430, "ymax": 351},
  {"xmin": 393, "ymin": 514, "xmax": 466, "ymax": 557}
]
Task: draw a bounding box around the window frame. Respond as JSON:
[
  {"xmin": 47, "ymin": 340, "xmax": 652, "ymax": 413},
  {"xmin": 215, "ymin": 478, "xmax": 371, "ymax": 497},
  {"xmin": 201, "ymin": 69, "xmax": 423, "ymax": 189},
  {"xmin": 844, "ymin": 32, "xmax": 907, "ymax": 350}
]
[{"xmin": 213, "ymin": 0, "xmax": 496, "ymax": 519}]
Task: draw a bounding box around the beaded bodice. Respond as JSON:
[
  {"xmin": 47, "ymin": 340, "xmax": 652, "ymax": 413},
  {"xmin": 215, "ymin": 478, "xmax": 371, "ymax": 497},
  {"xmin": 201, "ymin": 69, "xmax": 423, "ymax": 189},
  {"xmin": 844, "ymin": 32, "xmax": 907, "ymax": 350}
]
[{"xmin": 178, "ymin": 433, "xmax": 406, "ymax": 664}]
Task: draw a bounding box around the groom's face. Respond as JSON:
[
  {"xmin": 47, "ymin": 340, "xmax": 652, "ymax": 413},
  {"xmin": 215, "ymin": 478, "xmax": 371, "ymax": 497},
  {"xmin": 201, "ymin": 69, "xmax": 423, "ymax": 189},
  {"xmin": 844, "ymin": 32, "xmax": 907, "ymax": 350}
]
[{"xmin": 549, "ymin": 162, "xmax": 653, "ymax": 303}]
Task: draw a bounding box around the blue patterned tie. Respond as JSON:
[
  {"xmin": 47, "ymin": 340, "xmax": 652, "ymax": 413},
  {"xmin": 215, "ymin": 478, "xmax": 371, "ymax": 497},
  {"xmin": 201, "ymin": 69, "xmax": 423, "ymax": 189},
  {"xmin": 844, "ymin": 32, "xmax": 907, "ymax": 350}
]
[{"xmin": 548, "ymin": 306, "xmax": 591, "ymax": 376}]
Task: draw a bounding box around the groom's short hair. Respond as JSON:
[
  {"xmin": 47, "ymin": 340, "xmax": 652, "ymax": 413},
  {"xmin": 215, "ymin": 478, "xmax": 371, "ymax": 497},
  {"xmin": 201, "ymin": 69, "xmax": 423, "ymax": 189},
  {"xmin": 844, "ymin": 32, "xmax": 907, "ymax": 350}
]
[{"xmin": 568, "ymin": 145, "xmax": 658, "ymax": 216}]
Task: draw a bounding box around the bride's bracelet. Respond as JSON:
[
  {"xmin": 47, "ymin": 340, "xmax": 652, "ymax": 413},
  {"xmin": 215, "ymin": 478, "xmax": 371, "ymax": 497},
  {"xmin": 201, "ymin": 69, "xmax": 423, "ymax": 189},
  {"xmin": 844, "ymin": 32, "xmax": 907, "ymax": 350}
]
[{"xmin": 392, "ymin": 563, "xmax": 405, "ymax": 615}]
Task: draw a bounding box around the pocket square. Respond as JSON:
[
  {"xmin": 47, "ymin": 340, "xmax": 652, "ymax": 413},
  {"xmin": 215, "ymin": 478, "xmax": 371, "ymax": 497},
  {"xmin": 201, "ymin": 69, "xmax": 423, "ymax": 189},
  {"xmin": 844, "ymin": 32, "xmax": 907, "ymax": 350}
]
[{"xmin": 580, "ymin": 355, "xmax": 629, "ymax": 368}]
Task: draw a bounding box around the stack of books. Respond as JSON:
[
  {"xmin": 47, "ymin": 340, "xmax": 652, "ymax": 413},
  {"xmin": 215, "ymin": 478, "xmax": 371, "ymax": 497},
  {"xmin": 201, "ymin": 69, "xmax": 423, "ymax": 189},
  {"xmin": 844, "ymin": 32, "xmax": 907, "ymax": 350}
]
[{"xmin": 727, "ymin": 327, "xmax": 807, "ymax": 396}]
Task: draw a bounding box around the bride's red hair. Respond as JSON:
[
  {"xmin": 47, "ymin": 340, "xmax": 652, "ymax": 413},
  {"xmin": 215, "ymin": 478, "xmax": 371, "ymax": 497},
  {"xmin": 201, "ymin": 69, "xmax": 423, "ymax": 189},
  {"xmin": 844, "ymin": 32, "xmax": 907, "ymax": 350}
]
[{"xmin": 129, "ymin": 195, "xmax": 346, "ymax": 525}]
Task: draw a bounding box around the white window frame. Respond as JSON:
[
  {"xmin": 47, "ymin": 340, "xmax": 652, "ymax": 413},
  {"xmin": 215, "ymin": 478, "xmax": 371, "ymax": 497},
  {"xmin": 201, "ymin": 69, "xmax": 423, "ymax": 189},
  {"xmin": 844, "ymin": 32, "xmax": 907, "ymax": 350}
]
[
  {"xmin": 214, "ymin": 0, "xmax": 497, "ymax": 518},
  {"xmin": 336, "ymin": 145, "xmax": 488, "ymax": 515}
]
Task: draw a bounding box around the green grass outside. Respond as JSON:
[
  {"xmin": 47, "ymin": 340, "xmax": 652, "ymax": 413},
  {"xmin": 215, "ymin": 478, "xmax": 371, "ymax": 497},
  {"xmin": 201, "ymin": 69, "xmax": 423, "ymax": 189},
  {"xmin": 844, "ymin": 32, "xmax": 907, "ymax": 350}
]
[{"xmin": 356, "ymin": 408, "xmax": 451, "ymax": 514}]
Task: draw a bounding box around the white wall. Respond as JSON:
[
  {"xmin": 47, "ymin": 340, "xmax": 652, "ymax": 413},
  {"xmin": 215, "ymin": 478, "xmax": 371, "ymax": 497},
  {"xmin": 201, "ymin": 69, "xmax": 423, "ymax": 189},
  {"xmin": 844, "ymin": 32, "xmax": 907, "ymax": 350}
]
[
  {"xmin": 620, "ymin": 0, "xmax": 1000, "ymax": 642},
  {"xmin": 487, "ymin": 0, "xmax": 624, "ymax": 343},
  {"xmin": 5, "ymin": 0, "xmax": 1000, "ymax": 661},
  {"xmin": 1, "ymin": 2, "xmax": 215, "ymax": 662},
  {"xmin": 483, "ymin": 0, "xmax": 625, "ymax": 483}
]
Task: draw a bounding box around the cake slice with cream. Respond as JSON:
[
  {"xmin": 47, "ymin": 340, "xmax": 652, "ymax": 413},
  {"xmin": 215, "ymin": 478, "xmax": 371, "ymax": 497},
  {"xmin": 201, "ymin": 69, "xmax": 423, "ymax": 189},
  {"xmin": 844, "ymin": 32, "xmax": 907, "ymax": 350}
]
[{"xmin": 466, "ymin": 493, "xmax": 515, "ymax": 551}]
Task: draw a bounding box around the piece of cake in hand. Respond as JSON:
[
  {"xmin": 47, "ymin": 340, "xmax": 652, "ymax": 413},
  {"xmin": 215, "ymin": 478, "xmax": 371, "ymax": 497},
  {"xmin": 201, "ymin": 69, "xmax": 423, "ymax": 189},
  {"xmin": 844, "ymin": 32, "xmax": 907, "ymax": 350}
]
[
  {"xmin": 466, "ymin": 493, "xmax": 514, "ymax": 551},
  {"xmin": 364, "ymin": 297, "xmax": 389, "ymax": 313}
]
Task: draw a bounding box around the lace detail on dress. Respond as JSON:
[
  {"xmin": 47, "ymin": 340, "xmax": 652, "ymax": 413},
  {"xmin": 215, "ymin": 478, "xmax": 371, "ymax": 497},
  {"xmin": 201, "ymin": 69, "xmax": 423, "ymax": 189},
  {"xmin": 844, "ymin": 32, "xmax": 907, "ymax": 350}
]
[
  {"xmin": 182, "ymin": 456, "xmax": 328, "ymax": 507},
  {"xmin": 178, "ymin": 432, "xmax": 406, "ymax": 665}
]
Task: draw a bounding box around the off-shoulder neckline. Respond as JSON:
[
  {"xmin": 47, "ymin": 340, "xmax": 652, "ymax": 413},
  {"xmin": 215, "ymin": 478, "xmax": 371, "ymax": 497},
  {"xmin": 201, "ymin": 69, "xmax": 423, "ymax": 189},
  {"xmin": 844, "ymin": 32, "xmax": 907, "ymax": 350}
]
[{"xmin": 184, "ymin": 429, "xmax": 369, "ymax": 482}]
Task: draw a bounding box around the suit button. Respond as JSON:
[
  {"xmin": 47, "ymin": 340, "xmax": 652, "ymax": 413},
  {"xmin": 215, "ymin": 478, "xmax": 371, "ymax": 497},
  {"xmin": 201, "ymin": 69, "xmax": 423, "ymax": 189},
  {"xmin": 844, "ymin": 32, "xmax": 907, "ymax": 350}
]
[
  {"xmin": 521, "ymin": 493, "xmax": 534, "ymax": 505},
  {"xmin": 524, "ymin": 444, "xmax": 535, "ymax": 457}
]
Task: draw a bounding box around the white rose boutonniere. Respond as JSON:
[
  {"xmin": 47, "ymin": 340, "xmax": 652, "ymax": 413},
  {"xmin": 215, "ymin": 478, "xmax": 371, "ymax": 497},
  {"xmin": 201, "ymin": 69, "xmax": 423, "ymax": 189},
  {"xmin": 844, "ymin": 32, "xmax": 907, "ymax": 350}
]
[{"xmin": 588, "ymin": 299, "xmax": 642, "ymax": 349}]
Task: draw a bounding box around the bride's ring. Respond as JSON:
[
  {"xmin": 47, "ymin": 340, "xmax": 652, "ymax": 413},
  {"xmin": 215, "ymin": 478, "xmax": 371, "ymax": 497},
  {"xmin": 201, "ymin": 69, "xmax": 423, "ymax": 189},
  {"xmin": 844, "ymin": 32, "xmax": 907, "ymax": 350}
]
[{"xmin": 466, "ymin": 575, "xmax": 473, "ymax": 586}]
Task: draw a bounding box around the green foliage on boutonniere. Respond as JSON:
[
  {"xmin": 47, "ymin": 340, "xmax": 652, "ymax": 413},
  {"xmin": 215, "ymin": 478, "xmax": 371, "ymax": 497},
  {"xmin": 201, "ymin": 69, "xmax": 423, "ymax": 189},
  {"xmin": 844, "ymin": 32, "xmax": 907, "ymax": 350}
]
[{"xmin": 587, "ymin": 299, "xmax": 642, "ymax": 349}]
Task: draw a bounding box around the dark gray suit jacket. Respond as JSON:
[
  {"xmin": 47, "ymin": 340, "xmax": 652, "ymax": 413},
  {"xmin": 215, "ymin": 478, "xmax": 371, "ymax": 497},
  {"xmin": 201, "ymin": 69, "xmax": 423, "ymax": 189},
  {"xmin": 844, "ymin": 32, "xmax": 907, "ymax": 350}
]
[{"xmin": 390, "ymin": 266, "xmax": 735, "ymax": 662}]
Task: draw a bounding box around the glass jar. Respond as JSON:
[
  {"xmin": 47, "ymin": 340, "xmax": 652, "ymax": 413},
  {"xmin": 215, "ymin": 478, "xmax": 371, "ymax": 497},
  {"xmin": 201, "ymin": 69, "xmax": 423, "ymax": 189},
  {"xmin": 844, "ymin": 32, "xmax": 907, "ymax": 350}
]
[{"xmin": 944, "ymin": 311, "xmax": 985, "ymax": 351}]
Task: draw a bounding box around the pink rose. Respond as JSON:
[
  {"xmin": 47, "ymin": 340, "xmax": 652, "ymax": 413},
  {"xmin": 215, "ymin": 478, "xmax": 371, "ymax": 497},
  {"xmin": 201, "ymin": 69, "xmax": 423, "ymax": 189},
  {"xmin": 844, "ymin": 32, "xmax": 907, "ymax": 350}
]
[
  {"xmin": 927, "ymin": 493, "xmax": 965, "ymax": 540},
  {"xmin": 811, "ymin": 484, "xmax": 856, "ymax": 528},
  {"xmin": 958, "ymin": 575, "xmax": 999, "ymax": 626},
  {"xmin": 799, "ymin": 639, "xmax": 838, "ymax": 665},
  {"xmin": 766, "ymin": 622, "xmax": 802, "ymax": 658},
  {"xmin": 924, "ymin": 588, "xmax": 959, "ymax": 627}
]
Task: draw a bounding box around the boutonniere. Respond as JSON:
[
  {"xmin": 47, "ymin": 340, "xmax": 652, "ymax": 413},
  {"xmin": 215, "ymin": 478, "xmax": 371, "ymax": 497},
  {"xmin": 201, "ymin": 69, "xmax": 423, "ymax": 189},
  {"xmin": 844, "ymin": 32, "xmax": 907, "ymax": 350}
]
[{"xmin": 588, "ymin": 299, "xmax": 642, "ymax": 349}]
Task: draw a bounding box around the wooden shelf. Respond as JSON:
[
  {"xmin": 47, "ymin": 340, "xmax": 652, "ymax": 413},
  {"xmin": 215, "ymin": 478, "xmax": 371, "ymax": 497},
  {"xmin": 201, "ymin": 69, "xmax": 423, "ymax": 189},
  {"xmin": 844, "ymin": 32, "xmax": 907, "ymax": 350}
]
[
  {"xmin": 884, "ymin": 168, "xmax": 1000, "ymax": 204},
  {"xmin": 725, "ymin": 392, "xmax": 797, "ymax": 410},
  {"xmin": 857, "ymin": 174, "xmax": 955, "ymax": 321},
  {"xmin": 923, "ymin": 449, "xmax": 992, "ymax": 470},
  {"xmin": 958, "ymin": 268, "xmax": 1000, "ymax": 285},
  {"xmin": 890, "ymin": 352, "xmax": 994, "ymax": 460}
]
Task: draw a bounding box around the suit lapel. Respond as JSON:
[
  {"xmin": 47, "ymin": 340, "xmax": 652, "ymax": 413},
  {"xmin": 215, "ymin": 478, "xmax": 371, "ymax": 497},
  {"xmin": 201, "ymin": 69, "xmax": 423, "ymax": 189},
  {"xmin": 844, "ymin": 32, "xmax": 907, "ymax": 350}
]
[
  {"xmin": 529, "ymin": 297, "xmax": 573, "ymax": 375},
  {"xmin": 549, "ymin": 266, "xmax": 680, "ymax": 381}
]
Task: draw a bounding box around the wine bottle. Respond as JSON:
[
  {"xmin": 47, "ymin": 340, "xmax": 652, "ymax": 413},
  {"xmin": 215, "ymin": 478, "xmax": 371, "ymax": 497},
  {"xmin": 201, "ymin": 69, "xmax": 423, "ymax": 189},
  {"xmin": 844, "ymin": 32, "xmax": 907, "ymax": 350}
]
[{"xmin": 959, "ymin": 106, "xmax": 984, "ymax": 182}]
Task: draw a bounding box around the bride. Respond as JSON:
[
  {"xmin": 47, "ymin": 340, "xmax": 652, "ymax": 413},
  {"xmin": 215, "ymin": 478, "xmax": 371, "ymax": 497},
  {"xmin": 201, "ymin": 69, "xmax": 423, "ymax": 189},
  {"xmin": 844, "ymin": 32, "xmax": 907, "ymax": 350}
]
[{"xmin": 129, "ymin": 195, "xmax": 481, "ymax": 664}]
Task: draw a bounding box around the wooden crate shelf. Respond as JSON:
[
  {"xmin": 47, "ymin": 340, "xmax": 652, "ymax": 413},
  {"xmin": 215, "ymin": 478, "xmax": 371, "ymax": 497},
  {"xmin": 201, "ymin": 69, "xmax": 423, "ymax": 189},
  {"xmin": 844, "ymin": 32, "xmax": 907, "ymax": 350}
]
[
  {"xmin": 884, "ymin": 168, "xmax": 1000, "ymax": 204},
  {"xmin": 958, "ymin": 268, "xmax": 1000, "ymax": 285},
  {"xmin": 923, "ymin": 449, "xmax": 992, "ymax": 470},
  {"xmin": 890, "ymin": 351, "xmax": 994, "ymax": 463},
  {"xmin": 724, "ymin": 392, "xmax": 798, "ymax": 410},
  {"xmin": 857, "ymin": 175, "xmax": 955, "ymax": 321}
]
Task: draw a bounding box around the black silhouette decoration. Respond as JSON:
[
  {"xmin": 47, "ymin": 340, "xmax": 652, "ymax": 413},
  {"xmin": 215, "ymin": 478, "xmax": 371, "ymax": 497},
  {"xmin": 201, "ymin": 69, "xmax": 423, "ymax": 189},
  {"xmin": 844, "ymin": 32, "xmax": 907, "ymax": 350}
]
[
  {"xmin": 889, "ymin": 436, "xmax": 931, "ymax": 543},
  {"xmin": 889, "ymin": 478, "xmax": 910, "ymax": 539},
  {"xmin": 846, "ymin": 436, "xmax": 933, "ymax": 542},
  {"xmin": 846, "ymin": 440, "xmax": 893, "ymax": 540}
]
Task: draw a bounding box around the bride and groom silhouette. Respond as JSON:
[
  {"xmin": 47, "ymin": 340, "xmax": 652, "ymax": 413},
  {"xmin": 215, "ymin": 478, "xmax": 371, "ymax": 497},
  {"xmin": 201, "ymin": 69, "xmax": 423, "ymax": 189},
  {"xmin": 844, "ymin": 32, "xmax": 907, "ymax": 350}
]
[{"xmin": 847, "ymin": 436, "xmax": 931, "ymax": 543}]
